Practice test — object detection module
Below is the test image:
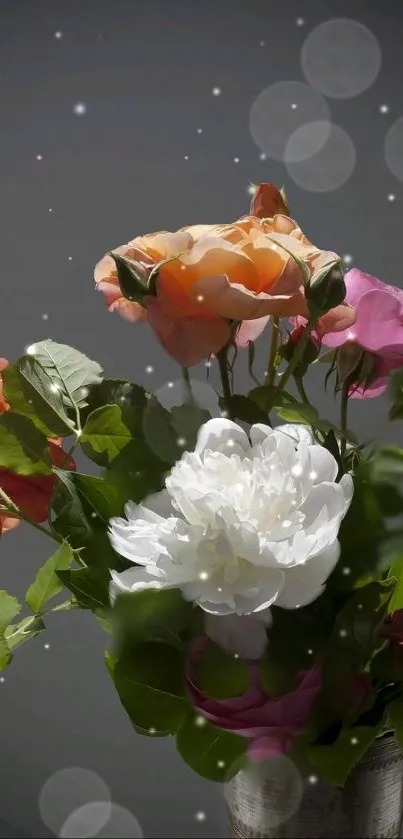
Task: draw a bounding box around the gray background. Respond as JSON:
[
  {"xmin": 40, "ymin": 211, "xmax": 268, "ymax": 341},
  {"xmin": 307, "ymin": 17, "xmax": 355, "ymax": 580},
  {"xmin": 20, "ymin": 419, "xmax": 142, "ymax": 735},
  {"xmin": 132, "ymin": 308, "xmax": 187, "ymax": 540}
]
[{"xmin": 0, "ymin": 0, "xmax": 403, "ymax": 836}]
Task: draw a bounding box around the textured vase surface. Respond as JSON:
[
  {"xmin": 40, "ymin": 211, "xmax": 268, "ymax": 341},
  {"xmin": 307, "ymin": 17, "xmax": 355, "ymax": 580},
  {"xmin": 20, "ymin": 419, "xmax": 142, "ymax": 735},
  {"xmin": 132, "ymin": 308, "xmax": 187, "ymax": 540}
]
[{"xmin": 224, "ymin": 733, "xmax": 403, "ymax": 838}]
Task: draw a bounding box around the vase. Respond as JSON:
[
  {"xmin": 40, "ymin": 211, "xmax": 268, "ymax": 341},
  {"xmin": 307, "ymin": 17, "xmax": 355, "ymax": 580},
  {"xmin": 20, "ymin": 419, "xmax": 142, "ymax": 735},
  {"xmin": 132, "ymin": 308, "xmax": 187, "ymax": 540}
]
[{"xmin": 224, "ymin": 732, "xmax": 403, "ymax": 838}]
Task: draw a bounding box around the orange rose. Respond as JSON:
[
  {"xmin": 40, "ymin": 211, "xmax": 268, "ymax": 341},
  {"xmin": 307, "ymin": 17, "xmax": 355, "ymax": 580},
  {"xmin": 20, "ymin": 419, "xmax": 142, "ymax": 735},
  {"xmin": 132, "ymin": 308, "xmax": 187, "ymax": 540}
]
[
  {"xmin": 94, "ymin": 190, "xmax": 355, "ymax": 366},
  {"xmin": 0, "ymin": 361, "xmax": 75, "ymax": 535}
]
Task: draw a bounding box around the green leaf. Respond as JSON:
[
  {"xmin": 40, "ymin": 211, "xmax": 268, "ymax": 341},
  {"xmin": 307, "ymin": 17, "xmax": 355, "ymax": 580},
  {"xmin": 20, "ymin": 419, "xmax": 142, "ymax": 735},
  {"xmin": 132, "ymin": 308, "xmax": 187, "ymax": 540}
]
[
  {"xmin": 248, "ymin": 385, "xmax": 276, "ymax": 414},
  {"xmin": 5, "ymin": 615, "xmax": 45, "ymax": 651},
  {"xmin": 112, "ymin": 589, "xmax": 193, "ymax": 652},
  {"xmin": 24, "ymin": 340, "xmax": 103, "ymax": 411},
  {"xmin": 17, "ymin": 356, "xmax": 75, "ymax": 436},
  {"xmin": 308, "ymin": 725, "xmax": 382, "ymax": 786},
  {"xmin": 169, "ymin": 404, "xmax": 211, "ymax": 451},
  {"xmin": 141, "ymin": 399, "xmax": 186, "ymax": 465},
  {"xmin": 193, "ymin": 642, "xmax": 250, "ymax": 699},
  {"xmin": 388, "ymin": 556, "xmax": 403, "ymax": 612},
  {"xmin": 111, "ymin": 252, "xmax": 149, "ymax": 304},
  {"xmin": 176, "ymin": 712, "xmax": 247, "ymax": 782},
  {"xmin": 370, "ymin": 446, "xmax": 403, "ymax": 483},
  {"xmin": 388, "ymin": 700, "xmax": 403, "ymax": 750},
  {"xmin": 25, "ymin": 542, "xmax": 75, "ymax": 612},
  {"xmin": 388, "ymin": 369, "xmax": 403, "ymax": 421},
  {"xmin": 0, "ymin": 590, "xmax": 21, "ymax": 635},
  {"xmin": 71, "ymin": 472, "xmax": 128, "ymax": 520},
  {"xmin": 219, "ymin": 394, "xmax": 270, "ymax": 426},
  {"xmin": 0, "ymin": 414, "xmax": 51, "ymax": 474},
  {"xmin": 83, "ymin": 378, "xmax": 149, "ymax": 420},
  {"xmin": 2, "ymin": 360, "xmax": 65, "ymax": 437},
  {"xmin": 51, "ymin": 469, "xmax": 93, "ymax": 545},
  {"xmin": 81, "ymin": 404, "xmax": 158, "ymax": 469},
  {"xmin": 57, "ymin": 566, "xmax": 110, "ymax": 614},
  {"xmin": 274, "ymin": 393, "xmax": 319, "ymax": 425},
  {"xmin": 0, "ymin": 639, "xmax": 11, "ymax": 671},
  {"xmin": 113, "ymin": 641, "xmax": 189, "ymax": 733},
  {"xmin": 306, "ymin": 262, "xmax": 346, "ymax": 317}
]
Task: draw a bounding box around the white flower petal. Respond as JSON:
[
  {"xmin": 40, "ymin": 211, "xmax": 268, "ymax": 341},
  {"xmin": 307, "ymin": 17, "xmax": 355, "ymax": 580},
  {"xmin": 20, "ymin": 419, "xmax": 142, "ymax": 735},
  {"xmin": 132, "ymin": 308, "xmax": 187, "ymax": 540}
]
[
  {"xmin": 275, "ymin": 541, "xmax": 340, "ymax": 609},
  {"xmin": 307, "ymin": 445, "xmax": 338, "ymax": 484},
  {"xmin": 109, "ymin": 567, "xmax": 165, "ymax": 603},
  {"xmin": 340, "ymin": 473, "xmax": 354, "ymax": 512},
  {"xmin": 275, "ymin": 424, "xmax": 314, "ymax": 446},
  {"xmin": 204, "ymin": 611, "xmax": 272, "ymax": 659},
  {"xmin": 249, "ymin": 423, "xmax": 275, "ymax": 447},
  {"xmin": 194, "ymin": 417, "xmax": 250, "ymax": 457}
]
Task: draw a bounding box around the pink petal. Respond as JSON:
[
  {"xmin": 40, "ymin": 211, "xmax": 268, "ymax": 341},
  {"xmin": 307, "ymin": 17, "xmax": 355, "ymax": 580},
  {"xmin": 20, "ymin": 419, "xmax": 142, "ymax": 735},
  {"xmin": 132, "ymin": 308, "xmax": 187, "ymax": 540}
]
[{"xmin": 236, "ymin": 316, "xmax": 271, "ymax": 348}]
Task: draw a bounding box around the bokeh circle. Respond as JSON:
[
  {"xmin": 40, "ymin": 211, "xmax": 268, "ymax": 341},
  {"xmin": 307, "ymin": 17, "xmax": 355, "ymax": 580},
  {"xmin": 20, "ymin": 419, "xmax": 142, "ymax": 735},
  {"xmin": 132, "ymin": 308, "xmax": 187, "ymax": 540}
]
[
  {"xmin": 249, "ymin": 81, "xmax": 331, "ymax": 161},
  {"xmin": 384, "ymin": 116, "xmax": 403, "ymax": 183},
  {"xmin": 285, "ymin": 122, "xmax": 356, "ymax": 192},
  {"xmin": 224, "ymin": 754, "xmax": 304, "ymax": 829},
  {"xmin": 38, "ymin": 767, "xmax": 111, "ymax": 836},
  {"xmin": 60, "ymin": 802, "xmax": 144, "ymax": 838},
  {"xmin": 301, "ymin": 18, "xmax": 382, "ymax": 99}
]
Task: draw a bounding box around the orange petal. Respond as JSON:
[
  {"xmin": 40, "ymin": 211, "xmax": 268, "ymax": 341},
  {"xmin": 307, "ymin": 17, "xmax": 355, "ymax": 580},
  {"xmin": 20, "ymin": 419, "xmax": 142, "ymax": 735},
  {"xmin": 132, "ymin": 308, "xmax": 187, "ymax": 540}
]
[
  {"xmin": 146, "ymin": 298, "xmax": 231, "ymax": 367},
  {"xmin": 190, "ymin": 274, "xmax": 308, "ymax": 320}
]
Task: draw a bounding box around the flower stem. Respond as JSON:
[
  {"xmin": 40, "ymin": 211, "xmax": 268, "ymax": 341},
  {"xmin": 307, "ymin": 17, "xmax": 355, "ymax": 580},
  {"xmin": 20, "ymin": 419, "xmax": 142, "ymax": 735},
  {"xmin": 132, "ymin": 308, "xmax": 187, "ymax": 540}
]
[
  {"xmin": 264, "ymin": 317, "xmax": 316, "ymax": 413},
  {"xmin": 217, "ymin": 347, "xmax": 233, "ymax": 418},
  {"xmin": 0, "ymin": 486, "xmax": 63, "ymax": 544},
  {"xmin": 340, "ymin": 381, "xmax": 350, "ymax": 459},
  {"xmin": 181, "ymin": 366, "xmax": 196, "ymax": 406},
  {"xmin": 264, "ymin": 316, "xmax": 280, "ymax": 387}
]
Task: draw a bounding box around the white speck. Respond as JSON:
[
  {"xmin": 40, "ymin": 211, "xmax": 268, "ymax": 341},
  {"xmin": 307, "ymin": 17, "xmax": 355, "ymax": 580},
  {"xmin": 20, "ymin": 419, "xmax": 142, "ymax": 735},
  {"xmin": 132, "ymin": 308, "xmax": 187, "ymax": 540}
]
[
  {"xmin": 212, "ymin": 87, "xmax": 221, "ymax": 96},
  {"xmin": 168, "ymin": 381, "xmax": 174, "ymax": 388},
  {"xmin": 308, "ymin": 774, "xmax": 318, "ymax": 784},
  {"xmin": 347, "ymin": 331, "xmax": 356, "ymax": 341},
  {"xmin": 388, "ymin": 193, "xmax": 396, "ymax": 202},
  {"xmin": 0, "ymin": 676, "xmax": 5, "ymax": 683},
  {"xmin": 350, "ymin": 736, "xmax": 359, "ymax": 745},
  {"xmin": 217, "ymin": 760, "xmax": 225, "ymax": 768},
  {"xmin": 44, "ymin": 643, "xmax": 50, "ymax": 650},
  {"xmin": 195, "ymin": 715, "xmax": 207, "ymax": 727},
  {"xmin": 90, "ymin": 512, "xmax": 97, "ymax": 519},
  {"xmin": 50, "ymin": 384, "xmax": 60, "ymax": 393},
  {"xmin": 73, "ymin": 102, "xmax": 87, "ymax": 115},
  {"xmin": 307, "ymin": 648, "xmax": 313, "ymax": 655},
  {"xmin": 197, "ymin": 128, "xmax": 203, "ymax": 134},
  {"xmin": 221, "ymin": 410, "xmax": 228, "ymax": 418},
  {"xmin": 379, "ymin": 104, "xmax": 389, "ymax": 114},
  {"xmin": 41, "ymin": 313, "xmax": 49, "ymax": 321},
  {"xmin": 234, "ymin": 653, "xmax": 239, "ymax": 659},
  {"xmin": 357, "ymin": 603, "xmax": 363, "ymax": 610},
  {"xmin": 296, "ymin": 17, "xmax": 305, "ymax": 26},
  {"xmin": 196, "ymin": 294, "xmax": 204, "ymax": 301},
  {"xmin": 282, "ymin": 519, "xmax": 292, "ymax": 528},
  {"xmin": 343, "ymin": 254, "xmax": 353, "ymax": 265},
  {"xmin": 54, "ymin": 31, "xmax": 63, "ymax": 39},
  {"xmin": 26, "ymin": 345, "xmax": 36, "ymax": 355},
  {"xmin": 145, "ymin": 365, "xmax": 154, "ymax": 374},
  {"xmin": 48, "ymin": 208, "xmax": 53, "ymax": 213},
  {"xmin": 184, "ymin": 155, "xmax": 189, "ymax": 160},
  {"xmin": 36, "ymin": 154, "xmax": 43, "ymax": 161},
  {"xmin": 233, "ymin": 157, "xmax": 240, "ymax": 163},
  {"xmin": 260, "ymin": 40, "xmax": 265, "ymax": 47},
  {"xmin": 217, "ymin": 587, "xmax": 223, "ymax": 592},
  {"xmin": 339, "ymin": 629, "xmax": 347, "ymax": 638},
  {"xmin": 205, "ymin": 360, "xmax": 212, "ymax": 368},
  {"xmin": 177, "ymin": 437, "xmax": 186, "ymax": 447},
  {"xmin": 199, "ymin": 571, "xmax": 209, "ymax": 581},
  {"xmin": 195, "ymin": 811, "xmax": 206, "ymax": 822},
  {"xmin": 309, "ymin": 470, "xmax": 317, "ymax": 480},
  {"xmin": 259, "ymin": 152, "xmax": 267, "ymax": 160},
  {"xmin": 292, "ymin": 464, "xmax": 303, "ymax": 476},
  {"xmin": 291, "ymin": 103, "xmax": 298, "ymax": 110},
  {"xmin": 149, "ymin": 727, "xmax": 156, "ymax": 734},
  {"xmin": 342, "ymin": 567, "xmax": 351, "ymax": 575},
  {"xmin": 247, "ymin": 184, "xmax": 256, "ymax": 196}
]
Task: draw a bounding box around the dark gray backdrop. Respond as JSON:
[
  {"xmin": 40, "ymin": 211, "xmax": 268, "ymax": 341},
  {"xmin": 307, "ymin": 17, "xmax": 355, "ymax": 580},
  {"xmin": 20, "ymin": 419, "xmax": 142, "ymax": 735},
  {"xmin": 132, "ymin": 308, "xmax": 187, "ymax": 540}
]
[{"xmin": 1, "ymin": 0, "xmax": 403, "ymax": 836}]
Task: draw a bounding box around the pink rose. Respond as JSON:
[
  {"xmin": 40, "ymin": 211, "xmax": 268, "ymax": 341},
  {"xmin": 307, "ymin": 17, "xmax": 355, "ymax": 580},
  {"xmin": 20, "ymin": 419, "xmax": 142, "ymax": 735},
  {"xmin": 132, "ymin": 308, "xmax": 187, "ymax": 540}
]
[
  {"xmin": 186, "ymin": 639, "xmax": 322, "ymax": 761},
  {"xmin": 294, "ymin": 269, "xmax": 403, "ymax": 398}
]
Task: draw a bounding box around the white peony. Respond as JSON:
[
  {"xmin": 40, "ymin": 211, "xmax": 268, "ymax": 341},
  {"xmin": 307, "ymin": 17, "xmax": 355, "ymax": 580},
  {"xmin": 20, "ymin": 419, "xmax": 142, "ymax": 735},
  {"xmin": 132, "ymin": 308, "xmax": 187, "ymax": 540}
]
[{"xmin": 108, "ymin": 418, "xmax": 353, "ymax": 656}]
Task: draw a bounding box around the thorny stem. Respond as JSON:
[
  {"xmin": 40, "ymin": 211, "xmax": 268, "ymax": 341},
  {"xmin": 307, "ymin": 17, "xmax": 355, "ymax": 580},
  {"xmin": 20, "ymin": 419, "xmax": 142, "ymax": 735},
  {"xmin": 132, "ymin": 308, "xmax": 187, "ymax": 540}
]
[
  {"xmin": 0, "ymin": 487, "xmax": 63, "ymax": 544},
  {"xmin": 264, "ymin": 317, "xmax": 316, "ymax": 413}
]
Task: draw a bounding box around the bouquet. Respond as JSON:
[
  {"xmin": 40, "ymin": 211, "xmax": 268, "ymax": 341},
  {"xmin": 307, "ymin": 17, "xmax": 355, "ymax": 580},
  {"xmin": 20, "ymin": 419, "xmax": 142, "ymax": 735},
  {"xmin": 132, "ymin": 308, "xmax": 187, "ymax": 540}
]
[{"xmin": 1, "ymin": 183, "xmax": 403, "ymax": 787}]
